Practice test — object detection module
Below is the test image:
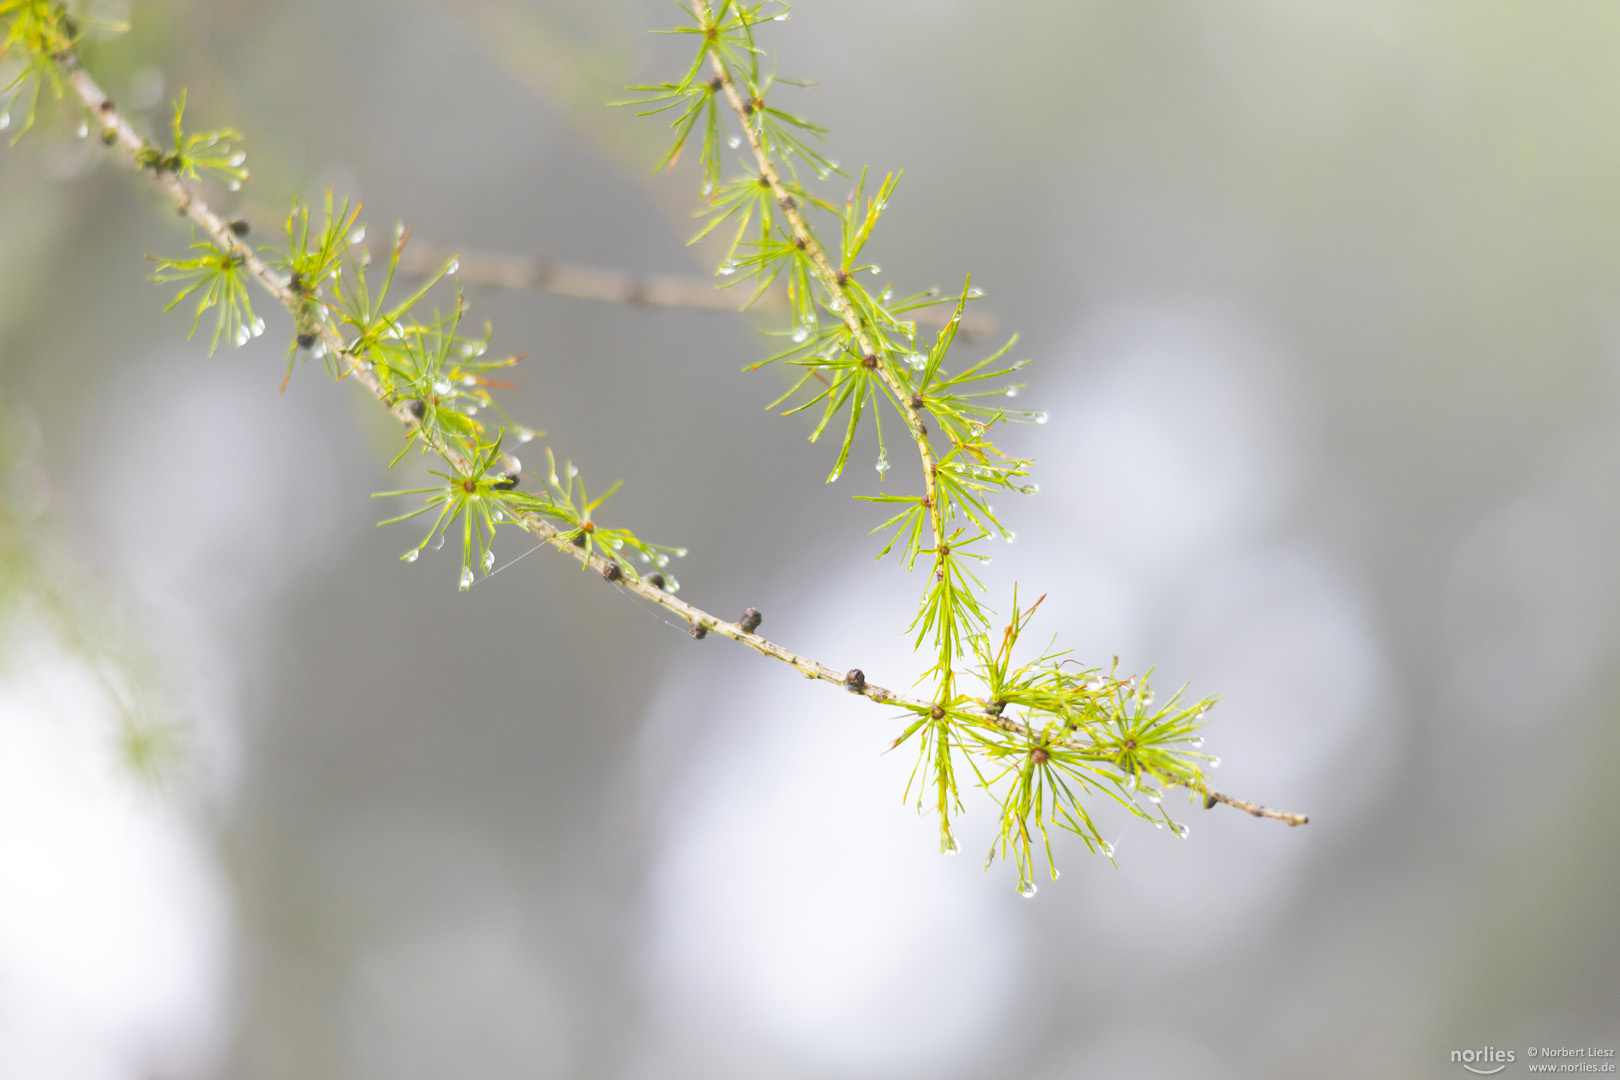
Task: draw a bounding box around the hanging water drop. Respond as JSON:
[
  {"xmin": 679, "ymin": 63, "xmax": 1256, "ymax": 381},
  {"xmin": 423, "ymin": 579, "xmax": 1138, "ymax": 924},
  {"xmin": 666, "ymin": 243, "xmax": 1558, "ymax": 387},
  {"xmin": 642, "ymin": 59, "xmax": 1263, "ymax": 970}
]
[
  {"xmin": 674, "ymin": 548, "xmax": 689, "ymax": 558},
  {"xmin": 400, "ymin": 549, "xmax": 419, "ymax": 563},
  {"xmin": 1100, "ymin": 841, "xmax": 1115, "ymax": 858},
  {"xmin": 1019, "ymin": 882, "xmax": 1038, "ymax": 899},
  {"xmin": 431, "ymin": 533, "xmax": 446, "ymax": 551},
  {"xmin": 0, "ymin": 112, "xmax": 11, "ymax": 131},
  {"xmin": 943, "ymin": 835, "xmax": 960, "ymax": 855},
  {"xmin": 1172, "ymin": 822, "xmax": 1190, "ymax": 839},
  {"xmin": 1034, "ymin": 411, "xmax": 1049, "ymax": 424},
  {"xmin": 1207, "ymin": 756, "xmax": 1221, "ymax": 769},
  {"xmin": 432, "ymin": 378, "xmax": 452, "ymax": 395},
  {"xmin": 482, "ymin": 549, "xmax": 494, "ymax": 573},
  {"xmin": 516, "ymin": 428, "xmax": 536, "ymax": 444},
  {"xmin": 1190, "ymin": 736, "xmax": 1204, "ymax": 748},
  {"xmin": 875, "ymin": 451, "xmax": 888, "ymax": 474},
  {"xmin": 868, "ymin": 265, "xmax": 881, "ymax": 275},
  {"xmin": 1005, "ymin": 387, "xmax": 1019, "ymax": 398},
  {"xmin": 906, "ymin": 352, "xmax": 926, "ymax": 370},
  {"xmin": 250, "ymin": 317, "xmax": 266, "ymax": 337},
  {"xmin": 228, "ymin": 180, "xmax": 241, "ymax": 191},
  {"xmin": 717, "ymin": 262, "xmax": 737, "ymax": 276},
  {"xmin": 728, "ymin": 134, "xmax": 741, "ymax": 149},
  {"xmin": 792, "ymin": 326, "xmax": 809, "ymax": 343},
  {"xmin": 76, "ymin": 121, "xmax": 89, "ymax": 138},
  {"xmin": 446, "ymin": 258, "xmax": 460, "ymax": 275},
  {"xmin": 459, "ymin": 566, "xmax": 475, "ymax": 590},
  {"xmin": 349, "ymin": 226, "xmax": 366, "ymax": 245},
  {"xmin": 234, "ymin": 324, "xmax": 251, "ymax": 347}
]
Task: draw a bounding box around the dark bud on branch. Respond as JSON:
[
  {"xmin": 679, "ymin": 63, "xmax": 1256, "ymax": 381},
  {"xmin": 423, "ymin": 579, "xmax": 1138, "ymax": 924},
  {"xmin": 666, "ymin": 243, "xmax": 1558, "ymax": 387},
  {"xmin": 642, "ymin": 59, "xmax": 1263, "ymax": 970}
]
[
  {"xmin": 688, "ymin": 620, "xmax": 708, "ymax": 639},
  {"xmin": 602, "ymin": 561, "xmax": 622, "ymax": 582},
  {"xmin": 1031, "ymin": 748, "xmax": 1049, "ymax": 765},
  {"xmin": 861, "ymin": 354, "xmax": 877, "ymax": 369},
  {"xmin": 708, "ymin": 76, "xmax": 723, "ymax": 91},
  {"xmin": 930, "ymin": 705, "xmax": 946, "ymax": 720},
  {"xmin": 227, "ymin": 218, "xmax": 250, "ymax": 237},
  {"xmin": 739, "ymin": 607, "xmax": 762, "ymax": 633},
  {"xmin": 844, "ymin": 668, "xmax": 866, "ymax": 693},
  {"xmin": 406, "ymin": 398, "xmax": 426, "ymax": 418},
  {"xmin": 1204, "ymin": 792, "xmax": 1218, "ymax": 810},
  {"xmin": 646, "ymin": 571, "xmax": 666, "ymax": 590},
  {"xmin": 296, "ymin": 332, "xmax": 318, "ymax": 350}
]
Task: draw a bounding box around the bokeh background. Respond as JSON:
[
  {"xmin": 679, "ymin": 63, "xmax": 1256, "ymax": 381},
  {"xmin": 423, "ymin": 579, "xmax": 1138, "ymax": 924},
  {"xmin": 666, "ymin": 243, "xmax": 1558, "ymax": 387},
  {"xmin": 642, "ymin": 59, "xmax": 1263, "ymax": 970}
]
[{"xmin": 2, "ymin": 1, "xmax": 1619, "ymax": 1076}]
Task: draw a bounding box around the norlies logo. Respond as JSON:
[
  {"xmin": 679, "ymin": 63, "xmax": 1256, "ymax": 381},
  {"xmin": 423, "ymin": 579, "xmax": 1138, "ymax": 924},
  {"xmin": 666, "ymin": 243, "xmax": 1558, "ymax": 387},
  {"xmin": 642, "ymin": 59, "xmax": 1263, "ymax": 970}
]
[{"xmin": 1453, "ymin": 1047, "xmax": 1517, "ymax": 1074}]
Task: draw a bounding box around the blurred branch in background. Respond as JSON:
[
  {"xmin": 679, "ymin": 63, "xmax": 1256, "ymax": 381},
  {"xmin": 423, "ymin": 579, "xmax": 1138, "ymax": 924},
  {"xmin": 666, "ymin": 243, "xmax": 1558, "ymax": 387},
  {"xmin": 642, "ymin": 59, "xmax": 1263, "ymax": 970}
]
[
  {"xmin": 397, "ymin": 240, "xmax": 997, "ymax": 336},
  {"xmin": 0, "ymin": 408, "xmax": 183, "ymax": 785}
]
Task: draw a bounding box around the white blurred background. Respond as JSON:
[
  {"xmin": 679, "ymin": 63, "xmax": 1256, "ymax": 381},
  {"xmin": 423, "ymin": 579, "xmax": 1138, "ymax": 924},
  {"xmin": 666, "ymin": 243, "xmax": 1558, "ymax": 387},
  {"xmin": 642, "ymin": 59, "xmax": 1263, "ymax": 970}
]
[{"xmin": 3, "ymin": 1, "xmax": 1619, "ymax": 1076}]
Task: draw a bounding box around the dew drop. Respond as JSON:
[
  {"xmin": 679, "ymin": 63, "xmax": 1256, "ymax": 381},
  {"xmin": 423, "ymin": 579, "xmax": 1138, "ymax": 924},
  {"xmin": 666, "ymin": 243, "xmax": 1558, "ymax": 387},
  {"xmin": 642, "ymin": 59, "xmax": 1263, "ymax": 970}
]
[
  {"xmin": 482, "ymin": 549, "xmax": 494, "ymax": 573},
  {"xmin": 567, "ymin": 463, "xmax": 579, "ymax": 479},
  {"xmin": 1005, "ymin": 531, "xmax": 1016, "ymax": 544},
  {"xmin": 906, "ymin": 352, "xmax": 926, "ymax": 370},
  {"xmin": 1034, "ymin": 411, "xmax": 1049, "ymax": 424},
  {"xmin": 492, "ymin": 510, "xmax": 503, "ymax": 522},
  {"xmin": 772, "ymin": 11, "xmax": 788, "ymax": 18},
  {"xmin": 827, "ymin": 469, "xmax": 841, "ymax": 483},
  {"xmin": 1207, "ymin": 757, "xmax": 1221, "ymax": 769},
  {"xmin": 875, "ymin": 452, "xmax": 887, "ymax": 474},
  {"xmin": 1146, "ymin": 789, "xmax": 1161, "ymax": 804},
  {"xmin": 516, "ymin": 428, "xmax": 536, "ymax": 444},
  {"xmin": 1005, "ymin": 387, "xmax": 1019, "ymax": 398},
  {"xmin": 431, "ymin": 533, "xmax": 446, "ymax": 551},
  {"xmin": 728, "ymin": 134, "xmax": 741, "ymax": 149},
  {"xmin": 1190, "ymin": 737, "xmax": 1205, "ymax": 748},
  {"xmin": 1100, "ymin": 841, "xmax": 1115, "ymax": 858},
  {"xmin": 717, "ymin": 262, "xmax": 737, "ymax": 276},
  {"xmin": 250, "ymin": 317, "xmax": 266, "ymax": 337},
  {"xmin": 1152, "ymin": 821, "xmax": 1164, "ymax": 830},
  {"xmin": 1019, "ymin": 882, "xmax": 1038, "ymax": 899},
  {"xmin": 459, "ymin": 566, "xmax": 475, "ymax": 590},
  {"xmin": 401, "ymin": 549, "xmax": 419, "ymax": 563},
  {"xmin": 701, "ymin": 181, "xmax": 713, "ymax": 197},
  {"xmin": 234, "ymin": 325, "xmax": 251, "ymax": 347},
  {"xmin": 228, "ymin": 180, "xmax": 241, "ymax": 191},
  {"xmin": 868, "ymin": 265, "xmax": 881, "ymax": 275},
  {"xmin": 446, "ymin": 258, "xmax": 460, "ymax": 275},
  {"xmin": 461, "ymin": 375, "xmax": 478, "ymax": 387},
  {"xmin": 432, "ymin": 378, "xmax": 453, "ymax": 395},
  {"xmin": 943, "ymin": 835, "xmax": 960, "ymax": 855},
  {"xmin": 506, "ymin": 456, "xmax": 521, "ymax": 473},
  {"xmin": 76, "ymin": 121, "xmax": 89, "ymax": 138},
  {"xmin": 0, "ymin": 112, "xmax": 10, "ymax": 131},
  {"xmin": 349, "ymin": 227, "xmax": 366, "ymax": 245},
  {"xmin": 674, "ymin": 548, "xmax": 689, "ymax": 558},
  {"xmin": 792, "ymin": 326, "xmax": 809, "ymax": 343},
  {"xmin": 1172, "ymin": 822, "xmax": 1190, "ymax": 839}
]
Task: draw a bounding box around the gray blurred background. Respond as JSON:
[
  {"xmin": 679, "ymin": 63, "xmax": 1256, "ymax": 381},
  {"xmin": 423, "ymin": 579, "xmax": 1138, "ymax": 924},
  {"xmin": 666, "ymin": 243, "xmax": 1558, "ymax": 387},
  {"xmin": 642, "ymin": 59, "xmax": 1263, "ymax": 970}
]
[{"xmin": 2, "ymin": 1, "xmax": 1618, "ymax": 1077}]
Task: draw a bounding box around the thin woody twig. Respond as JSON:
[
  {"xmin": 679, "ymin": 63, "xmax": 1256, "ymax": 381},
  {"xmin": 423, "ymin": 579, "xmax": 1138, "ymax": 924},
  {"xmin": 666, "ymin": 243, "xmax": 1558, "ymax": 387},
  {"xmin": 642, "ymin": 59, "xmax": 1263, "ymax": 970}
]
[
  {"xmin": 395, "ymin": 242, "xmax": 997, "ymax": 338},
  {"xmin": 55, "ymin": 47, "xmax": 1304, "ymax": 831}
]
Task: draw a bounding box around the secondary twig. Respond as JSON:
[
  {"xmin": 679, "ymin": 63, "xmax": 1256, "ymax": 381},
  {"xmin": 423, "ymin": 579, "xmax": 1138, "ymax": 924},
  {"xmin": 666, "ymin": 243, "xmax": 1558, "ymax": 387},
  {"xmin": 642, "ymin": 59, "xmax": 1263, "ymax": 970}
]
[{"xmin": 395, "ymin": 241, "xmax": 996, "ymax": 337}]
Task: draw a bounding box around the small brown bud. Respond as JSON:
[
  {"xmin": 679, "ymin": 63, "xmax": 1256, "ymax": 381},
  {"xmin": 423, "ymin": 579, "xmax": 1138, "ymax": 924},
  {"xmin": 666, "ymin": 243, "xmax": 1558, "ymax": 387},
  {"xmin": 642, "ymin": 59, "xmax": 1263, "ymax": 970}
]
[
  {"xmin": 406, "ymin": 398, "xmax": 426, "ymax": 418},
  {"xmin": 861, "ymin": 354, "xmax": 877, "ymax": 369},
  {"xmin": 288, "ymin": 271, "xmax": 304, "ymax": 293},
  {"xmin": 1204, "ymin": 793, "xmax": 1218, "ymax": 810},
  {"xmin": 708, "ymin": 76, "xmax": 723, "ymax": 91},
  {"xmin": 461, "ymin": 478, "xmax": 478, "ymax": 494},
  {"xmin": 689, "ymin": 620, "xmax": 708, "ymax": 639},
  {"xmin": 758, "ymin": 173, "xmax": 771, "ymax": 187},
  {"xmin": 646, "ymin": 571, "xmax": 666, "ymax": 590},
  {"xmin": 98, "ymin": 98, "xmax": 115, "ymax": 114},
  {"xmin": 909, "ymin": 394, "xmax": 924, "ymax": 410},
  {"xmin": 570, "ymin": 532, "xmax": 588, "ymax": 548},
  {"xmin": 778, "ymin": 194, "xmax": 796, "ymax": 211},
  {"xmin": 739, "ymin": 607, "xmax": 762, "ymax": 633},
  {"xmin": 582, "ymin": 520, "xmax": 595, "ymax": 533},
  {"xmin": 602, "ymin": 561, "xmax": 622, "ymax": 582},
  {"xmin": 296, "ymin": 331, "xmax": 318, "ymax": 349},
  {"xmin": 930, "ymin": 705, "xmax": 946, "ymax": 720},
  {"xmin": 227, "ymin": 218, "xmax": 250, "ymax": 237},
  {"xmin": 844, "ymin": 668, "xmax": 866, "ymax": 692},
  {"xmin": 835, "ymin": 270, "xmax": 849, "ymax": 286},
  {"xmin": 1031, "ymin": 748, "xmax": 1050, "ymax": 765},
  {"xmin": 987, "ymin": 699, "xmax": 1005, "ymax": 715}
]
